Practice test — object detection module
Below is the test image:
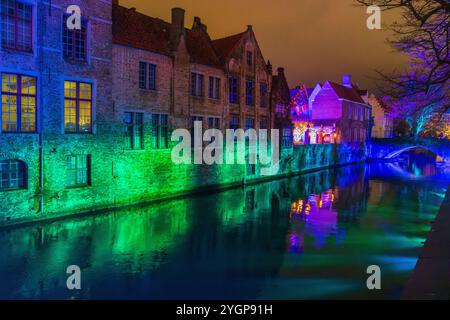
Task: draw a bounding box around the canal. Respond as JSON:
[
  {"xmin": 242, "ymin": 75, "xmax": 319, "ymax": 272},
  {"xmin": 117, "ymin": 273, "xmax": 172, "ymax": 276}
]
[{"xmin": 0, "ymin": 151, "xmax": 449, "ymax": 299}]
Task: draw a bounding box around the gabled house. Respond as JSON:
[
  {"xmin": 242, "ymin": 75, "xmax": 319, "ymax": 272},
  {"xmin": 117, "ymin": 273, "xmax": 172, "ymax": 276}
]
[
  {"xmin": 368, "ymin": 94, "xmax": 394, "ymax": 138},
  {"xmin": 311, "ymin": 75, "xmax": 372, "ymax": 144},
  {"xmin": 271, "ymin": 67, "xmax": 293, "ymax": 148},
  {"xmin": 212, "ymin": 26, "xmax": 273, "ymax": 132}
]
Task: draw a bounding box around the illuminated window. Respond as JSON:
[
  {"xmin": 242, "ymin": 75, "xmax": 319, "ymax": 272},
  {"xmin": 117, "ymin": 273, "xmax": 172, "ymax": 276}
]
[
  {"xmin": 0, "ymin": 159, "xmax": 26, "ymax": 190},
  {"xmin": 151, "ymin": 114, "xmax": 168, "ymax": 149},
  {"xmin": 245, "ymin": 80, "xmax": 254, "ymax": 106},
  {"xmin": 62, "ymin": 14, "xmax": 87, "ymax": 61},
  {"xmin": 229, "ymin": 76, "xmax": 239, "ymax": 104},
  {"xmin": 191, "ymin": 73, "xmax": 204, "ymax": 97},
  {"xmin": 1, "ymin": 0, "xmax": 33, "ymax": 52},
  {"xmin": 260, "ymin": 82, "xmax": 268, "ymax": 108},
  {"xmin": 66, "ymin": 155, "xmax": 90, "ymax": 187},
  {"xmin": 124, "ymin": 112, "xmax": 143, "ymax": 150},
  {"xmin": 64, "ymin": 81, "xmax": 92, "ymax": 133},
  {"xmin": 1, "ymin": 73, "xmax": 36, "ymax": 132},
  {"xmin": 208, "ymin": 76, "xmax": 220, "ymax": 99}
]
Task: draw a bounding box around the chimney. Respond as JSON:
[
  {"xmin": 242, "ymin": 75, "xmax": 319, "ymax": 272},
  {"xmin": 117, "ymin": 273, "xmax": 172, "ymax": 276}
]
[
  {"xmin": 342, "ymin": 74, "xmax": 352, "ymax": 88},
  {"xmin": 266, "ymin": 60, "xmax": 272, "ymax": 74},
  {"xmin": 112, "ymin": 0, "xmax": 119, "ymax": 5},
  {"xmin": 170, "ymin": 8, "xmax": 185, "ymax": 50},
  {"xmin": 192, "ymin": 16, "xmax": 207, "ymax": 33},
  {"xmin": 277, "ymin": 67, "xmax": 285, "ymax": 76}
]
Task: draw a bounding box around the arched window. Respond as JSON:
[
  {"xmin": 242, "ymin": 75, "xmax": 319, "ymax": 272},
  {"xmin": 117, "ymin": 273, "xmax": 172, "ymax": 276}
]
[{"xmin": 0, "ymin": 160, "xmax": 27, "ymax": 190}]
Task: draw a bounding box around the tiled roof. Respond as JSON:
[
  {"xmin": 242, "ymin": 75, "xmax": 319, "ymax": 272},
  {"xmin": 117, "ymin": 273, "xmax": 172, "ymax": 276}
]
[
  {"xmin": 186, "ymin": 30, "xmax": 222, "ymax": 68},
  {"xmin": 112, "ymin": 4, "xmax": 222, "ymax": 68},
  {"xmin": 212, "ymin": 32, "xmax": 245, "ymax": 61},
  {"xmin": 113, "ymin": 5, "xmax": 172, "ymax": 55},
  {"xmin": 328, "ymin": 81, "xmax": 367, "ymax": 104}
]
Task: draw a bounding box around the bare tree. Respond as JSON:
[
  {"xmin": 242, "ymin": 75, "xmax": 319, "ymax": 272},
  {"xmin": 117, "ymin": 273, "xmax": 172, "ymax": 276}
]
[{"xmin": 357, "ymin": 0, "xmax": 449, "ymax": 131}]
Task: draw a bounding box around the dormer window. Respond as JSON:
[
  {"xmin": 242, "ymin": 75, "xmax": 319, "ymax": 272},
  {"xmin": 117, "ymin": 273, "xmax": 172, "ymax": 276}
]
[{"xmin": 1, "ymin": 0, "xmax": 33, "ymax": 53}]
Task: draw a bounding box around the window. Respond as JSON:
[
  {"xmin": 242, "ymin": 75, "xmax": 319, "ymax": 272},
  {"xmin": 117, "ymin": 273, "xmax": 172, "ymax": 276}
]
[
  {"xmin": 66, "ymin": 155, "xmax": 90, "ymax": 187},
  {"xmin": 148, "ymin": 64, "xmax": 156, "ymax": 90},
  {"xmin": 1, "ymin": 73, "xmax": 36, "ymax": 132},
  {"xmin": 0, "ymin": 159, "xmax": 26, "ymax": 190},
  {"xmin": 246, "ymin": 80, "xmax": 254, "ymax": 106},
  {"xmin": 1, "ymin": 0, "xmax": 33, "ymax": 52},
  {"xmin": 260, "ymin": 82, "xmax": 268, "ymax": 108},
  {"xmin": 246, "ymin": 51, "xmax": 253, "ymax": 66},
  {"xmin": 151, "ymin": 114, "xmax": 168, "ymax": 149},
  {"xmin": 208, "ymin": 76, "xmax": 220, "ymax": 100},
  {"xmin": 64, "ymin": 81, "xmax": 92, "ymax": 133},
  {"xmin": 63, "ymin": 14, "xmax": 87, "ymax": 61},
  {"xmin": 354, "ymin": 105, "xmax": 358, "ymax": 120},
  {"xmin": 260, "ymin": 117, "xmax": 268, "ymax": 130},
  {"xmin": 139, "ymin": 62, "xmax": 156, "ymax": 90},
  {"xmin": 124, "ymin": 112, "xmax": 143, "ymax": 150},
  {"xmin": 208, "ymin": 117, "xmax": 220, "ymax": 129},
  {"xmin": 348, "ymin": 105, "xmax": 352, "ymax": 119},
  {"xmin": 282, "ymin": 127, "xmax": 293, "ymax": 148},
  {"xmin": 139, "ymin": 62, "xmax": 147, "ymax": 89},
  {"xmin": 229, "ymin": 116, "xmax": 239, "ymax": 130},
  {"xmin": 276, "ymin": 104, "xmax": 284, "ymax": 115},
  {"xmin": 191, "ymin": 73, "xmax": 204, "ymax": 97},
  {"xmin": 245, "ymin": 118, "xmax": 254, "ymax": 130},
  {"xmin": 229, "ymin": 76, "xmax": 239, "ymax": 104}
]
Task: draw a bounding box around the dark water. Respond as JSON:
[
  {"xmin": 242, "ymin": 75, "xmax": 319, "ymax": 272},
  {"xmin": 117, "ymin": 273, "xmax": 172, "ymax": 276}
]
[{"xmin": 0, "ymin": 153, "xmax": 449, "ymax": 300}]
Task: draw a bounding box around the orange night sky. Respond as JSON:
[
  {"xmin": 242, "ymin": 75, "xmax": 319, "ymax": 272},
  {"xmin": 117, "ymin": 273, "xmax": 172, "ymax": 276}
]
[{"xmin": 120, "ymin": 0, "xmax": 408, "ymax": 92}]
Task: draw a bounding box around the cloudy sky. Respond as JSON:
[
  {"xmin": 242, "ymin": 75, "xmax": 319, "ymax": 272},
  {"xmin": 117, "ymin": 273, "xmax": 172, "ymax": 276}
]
[{"xmin": 121, "ymin": 0, "xmax": 408, "ymax": 92}]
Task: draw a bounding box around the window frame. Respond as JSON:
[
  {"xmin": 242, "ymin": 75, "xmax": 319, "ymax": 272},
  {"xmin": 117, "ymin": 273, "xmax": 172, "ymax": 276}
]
[
  {"xmin": 66, "ymin": 154, "xmax": 91, "ymax": 188},
  {"xmin": 208, "ymin": 117, "xmax": 220, "ymax": 130},
  {"xmin": 148, "ymin": 63, "xmax": 157, "ymax": 91},
  {"xmin": 0, "ymin": 0, "xmax": 34, "ymax": 53},
  {"xmin": 64, "ymin": 80, "xmax": 93, "ymax": 134},
  {"xmin": 245, "ymin": 117, "xmax": 254, "ymax": 130},
  {"xmin": 139, "ymin": 62, "xmax": 147, "ymax": 89},
  {"xmin": 229, "ymin": 116, "xmax": 240, "ymax": 130},
  {"xmin": 124, "ymin": 111, "xmax": 144, "ymax": 150},
  {"xmin": 260, "ymin": 82, "xmax": 268, "ymax": 108},
  {"xmin": 208, "ymin": 76, "xmax": 220, "ymax": 100},
  {"xmin": 151, "ymin": 113, "xmax": 169, "ymax": 149},
  {"xmin": 0, "ymin": 159, "xmax": 27, "ymax": 191},
  {"xmin": 62, "ymin": 14, "xmax": 88, "ymax": 62},
  {"xmin": 245, "ymin": 79, "xmax": 255, "ymax": 106},
  {"xmin": 191, "ymin": 72, "xmax": 204, "ymax": 97},
  {"xmin": 228, "ymin": 76, "xmax": 239, "ymax": 104},
  {"xmin": 246, "ymin": 51, "xmax": 253, "ymax": 66},
  {"xmin": 1, "ymin": 72, "xmax": 37, "ymax": 133}
]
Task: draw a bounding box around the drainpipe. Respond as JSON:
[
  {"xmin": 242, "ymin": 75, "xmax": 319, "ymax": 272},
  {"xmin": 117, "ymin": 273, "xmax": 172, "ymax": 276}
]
[{"xmin": 37, "ymin": 7, "xmax": 47, "ymax": 215}]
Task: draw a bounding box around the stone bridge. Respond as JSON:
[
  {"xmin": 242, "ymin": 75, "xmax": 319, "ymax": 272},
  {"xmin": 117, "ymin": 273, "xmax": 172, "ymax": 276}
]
[{"xmin": 368, "ymin": 138, "xmax": 450, "ymax": 163}]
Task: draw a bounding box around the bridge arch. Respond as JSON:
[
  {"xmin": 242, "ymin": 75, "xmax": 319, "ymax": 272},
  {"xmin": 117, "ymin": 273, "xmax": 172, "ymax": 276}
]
[{"xmin": 384, "ymin": 146, "xmax": 443, "ymax": 162}]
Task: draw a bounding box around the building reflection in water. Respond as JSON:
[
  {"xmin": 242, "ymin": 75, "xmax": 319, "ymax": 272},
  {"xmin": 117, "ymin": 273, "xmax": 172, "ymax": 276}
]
[{"xmin": 289, "ymin": 189, "xmax": 339, "ymax": 252}]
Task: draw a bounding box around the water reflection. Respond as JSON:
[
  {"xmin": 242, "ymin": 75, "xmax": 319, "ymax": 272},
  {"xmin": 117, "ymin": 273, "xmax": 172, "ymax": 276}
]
[{"xmin": 0, "ymin": 154, "xmax": 448, "ymax": 300}]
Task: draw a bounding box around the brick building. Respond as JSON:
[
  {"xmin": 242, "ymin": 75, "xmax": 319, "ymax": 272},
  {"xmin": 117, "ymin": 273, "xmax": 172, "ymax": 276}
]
[
  {"xmin": 0, "ymin": 0, "xmax": 116, "ymax": 220},
  {"xmin": 309, "ymin": 75, "xmax": 372, "ymax": 144},
  {"xmin": 0, "ymin": 0, "xmax": 292, "ymax": 222}
]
